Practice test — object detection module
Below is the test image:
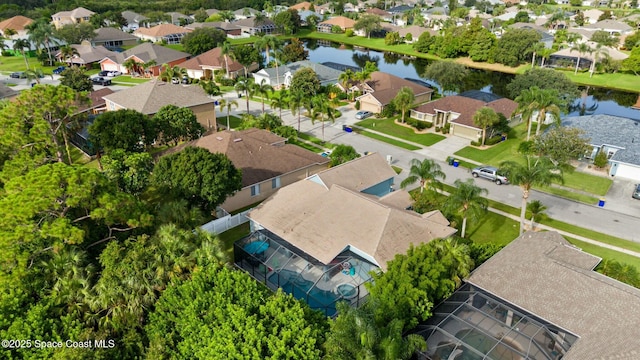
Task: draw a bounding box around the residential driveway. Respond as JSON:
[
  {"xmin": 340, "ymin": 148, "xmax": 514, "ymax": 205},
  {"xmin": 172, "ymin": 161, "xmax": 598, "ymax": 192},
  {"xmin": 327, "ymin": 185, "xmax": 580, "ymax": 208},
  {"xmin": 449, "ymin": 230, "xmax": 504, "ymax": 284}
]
[
  {"xmin": 604, "ymin": 177, "xmax": 640, "ymax": 217},
  {"xmin": 415, "ymin": 135, "xmax": 471, "ymax": 162}
]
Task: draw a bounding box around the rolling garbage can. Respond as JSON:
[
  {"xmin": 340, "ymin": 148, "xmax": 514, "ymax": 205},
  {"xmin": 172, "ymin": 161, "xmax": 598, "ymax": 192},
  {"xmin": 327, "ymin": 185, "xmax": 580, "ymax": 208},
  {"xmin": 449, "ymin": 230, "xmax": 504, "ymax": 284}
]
[
  {"xmin": 598, "ymin": 198, "xmax": 605, "ymax": 207},
  {"xmin": 453, "ymin": 159, "xmax": 460, "ymax": 167},
  {"xmin": 447, "ymin": 157, "xmax": 454, "ymax": 166}
]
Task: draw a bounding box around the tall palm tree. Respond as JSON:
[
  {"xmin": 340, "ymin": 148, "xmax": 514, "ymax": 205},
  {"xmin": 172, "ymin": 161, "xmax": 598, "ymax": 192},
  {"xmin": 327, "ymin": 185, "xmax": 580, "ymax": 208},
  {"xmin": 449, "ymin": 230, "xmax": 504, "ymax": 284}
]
[
  {"xmin": 526, "ymin": 199, "xmax": 547, "ymax": 231},
  {"xmin": 289, "ymin": 89, "xmax": 304, "ymax": 132},
  {"xmin": 501, "ymin": 156, "xmax": 563, "ymax": 235},
  {"xmin": 338, "ymin": 68, "xmax": 356, "ymax": 96},
  {"xmin": 234, "ymin": 77, "xmax": 254, "ymax": 112},
  {"xmin": 445, "ymin": 179, "xmax": 488, "ymax": 238},
  {"xmin": 159, "ymin": 64, "xmax": 187, "ymax": 82},
  {"xmin": 473, "ymin": 107, "xmax": 499, "ymax": 146},
  {"xmin": 220, "ymin": 40, "xmax": 233, "ymax": 78},
  {"xmin": 392, "ymin": 86, "xmax": 415, "ymax": 123},
  {"xmin": 58, "ymin": 45, "xmax": 79, "ymax": 64},
  {"xmin": 400, "ymin": 158, "xmax": 446, "ymax": 193},
  {"xmin": 432, "ymin": 238, "xmax": 474, "ymax": 286},
  {"xmin": 514, "ymin": 86, "xmax": 538, "ymax": 141},
  {"xmin": 218, "ymin": 98, "xmax": 238, "ymax": 130},
  {"xmin": 122, "ymin": 58, "xmax": 140, "ymax": 76},
  {"xmin": 256, "ymin": 35, "xmax": 280, "ymax": 67},
  {"xmin": 200, "ymin": 80, "xmax": 222, "ymax": 131},
  {"xmin": 252, "ymin": 78, "xmax": 274, "ymax": 114},
  {"xmin": 27, "ymin": 20, "xmax": 56, "ymax": 66},
  {"xmin": 314, "ymin": 95, "xmax": 336, "ymax": 142},
  {"xmin": 270, "ymin": 92, "xmax": 288, "ymax": 120},
  {"xmin": 532, "ymin": 88, "xmax": 563, "ymax": 136},
  {"xmin": 589, "ymin": 43, "xmax": 609, "ymax": 78},
  {"xmin": 571, "ymin": 42, "xmax": 593, "ymax": 75},
  {"xmin": 13, "ymin": 38, "xmax": 31, "ymax": 69},
  {"xmin": 142, "ymin": 60, "xmax": 157, "ymax": 77}
]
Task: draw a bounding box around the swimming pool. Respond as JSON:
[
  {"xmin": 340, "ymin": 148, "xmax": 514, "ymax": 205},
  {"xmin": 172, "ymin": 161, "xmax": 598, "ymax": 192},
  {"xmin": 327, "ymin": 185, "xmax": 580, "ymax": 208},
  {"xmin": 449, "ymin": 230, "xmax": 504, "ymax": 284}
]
[{"xmin": 268, "ymin": 270, "xmax": 340, "ymax": 316}]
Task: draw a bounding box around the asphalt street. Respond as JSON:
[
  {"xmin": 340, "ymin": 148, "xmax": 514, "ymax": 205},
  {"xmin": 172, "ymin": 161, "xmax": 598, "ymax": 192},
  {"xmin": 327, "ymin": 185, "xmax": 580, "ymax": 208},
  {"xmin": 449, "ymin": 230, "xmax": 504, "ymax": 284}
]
[{"xmin": 230, "ymin": 97, "xmax": 640, "ymax": 243}]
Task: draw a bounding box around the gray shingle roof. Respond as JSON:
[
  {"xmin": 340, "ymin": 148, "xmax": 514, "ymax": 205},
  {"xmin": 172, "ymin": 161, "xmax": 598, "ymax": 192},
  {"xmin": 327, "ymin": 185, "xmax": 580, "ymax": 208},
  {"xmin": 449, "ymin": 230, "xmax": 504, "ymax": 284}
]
[
  {"xmin": 102, "ymin": 80, "xmax": 214, "ymax": 115},
  {"xmin": 103, "ymin": 43, "xmax": 190, "ymax": 65},
  {"xmin": 467, "ymin": 231, "xmax": 640, "ymax": 360},
  {"xmin": 92, "ymin": 27, "xmax": 138, "ymax": 42},
  {"xmin": 562, "ymin": 114, "xmax": 640, "ymax": 166}
]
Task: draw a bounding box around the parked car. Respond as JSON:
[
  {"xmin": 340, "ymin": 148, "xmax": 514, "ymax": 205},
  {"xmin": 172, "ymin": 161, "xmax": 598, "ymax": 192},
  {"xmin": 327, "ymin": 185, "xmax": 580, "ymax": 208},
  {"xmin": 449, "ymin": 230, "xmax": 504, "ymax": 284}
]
[
  {"xmin": 171, "ymin": 77, "xmax": 180, "ymax": 84},
  {"xmin": 355, "ymin": 110, "xmax": 373, "ymax": 120},
  {"xmin": 10, "ymin": 71, "xmax": 25, "ymax": 79},
  {"xmin": 92, "ymin": 77, "xmax": 112, "ymax": 86},
  {"xmin": 52, "ymin": 66, "xmax": 66, "ymax": 74},
  {"xmin": 98, "ymin": 70, "xmax": 110, "ymax": 77},
  {"xmin": 106, "ymin": 71, "xmax": 121, "ymax": 77},
  {"xmin": 633, "ymin": 184, "xmax": 640, "ymax": 200},
  {"xmin": 471, "ymin": 165, "xmax": 509, "ymax": 185},
  {"xmin": 181, "ymin": 76, "xmax": 189, "ymax": 84}
]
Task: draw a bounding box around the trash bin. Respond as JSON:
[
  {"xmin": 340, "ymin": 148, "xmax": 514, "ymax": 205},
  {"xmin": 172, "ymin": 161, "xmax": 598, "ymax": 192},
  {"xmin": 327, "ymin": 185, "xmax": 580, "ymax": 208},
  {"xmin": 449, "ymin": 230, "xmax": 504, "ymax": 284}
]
[
  {"xmin": 447, "ymin": 157, "xmax": 454, "ymax": 166},
  {"xmin": 453, "ymin": 159, "xmax": 459, "ymax": 167},
  {"xmin": 344, "ymin": 126, "xmax": 353, "ymax": 133},
  {"xmin": 598, "ymin": 198, "xmax": 605, "ymax": 207},
  {"xmin": 501, "ymin": 135, "xmax": 506, "ymax": 141}
]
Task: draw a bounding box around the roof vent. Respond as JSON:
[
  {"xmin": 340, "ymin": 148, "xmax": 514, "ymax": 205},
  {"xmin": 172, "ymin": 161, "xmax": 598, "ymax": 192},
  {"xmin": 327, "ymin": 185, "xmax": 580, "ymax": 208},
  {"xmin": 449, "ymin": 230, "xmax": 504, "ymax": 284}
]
[
  {"xmin": 216, "ymin": 136, "xmax": 223, "ymax": 141},
  {"xmin": 233, "ymin": 138, "xmax": 242, "ymax": 142}
]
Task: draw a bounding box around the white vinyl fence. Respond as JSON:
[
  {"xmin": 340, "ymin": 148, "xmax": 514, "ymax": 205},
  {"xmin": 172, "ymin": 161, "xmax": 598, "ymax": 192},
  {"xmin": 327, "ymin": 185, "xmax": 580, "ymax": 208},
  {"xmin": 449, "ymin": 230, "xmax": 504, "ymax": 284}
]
[{"xmin": 201, "ymin": 209, "xmax": 251, "ymax": 234}]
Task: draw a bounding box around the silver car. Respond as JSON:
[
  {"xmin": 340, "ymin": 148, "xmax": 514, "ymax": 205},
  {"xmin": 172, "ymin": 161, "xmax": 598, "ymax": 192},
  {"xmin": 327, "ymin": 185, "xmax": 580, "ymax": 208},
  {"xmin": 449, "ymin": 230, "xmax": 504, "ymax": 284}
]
[{"xmin": 471, "ymin": 166, "xmax": 509, "ymax": 185}]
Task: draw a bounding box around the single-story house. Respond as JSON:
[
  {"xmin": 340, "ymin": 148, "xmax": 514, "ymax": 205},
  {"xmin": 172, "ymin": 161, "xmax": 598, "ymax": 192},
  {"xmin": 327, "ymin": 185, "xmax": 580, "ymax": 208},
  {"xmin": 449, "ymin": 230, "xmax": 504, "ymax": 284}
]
[
  {"xmin": 563, "ymin": 114, "xmax": 640, "ymax": 181},
  {"xmin": 398, "ymin": 25, "xmax": 436, "ymax": 42},
  {"xmin": 317, "ymin": 16, "xmax": 356, "ymax": 33},
  {"xmin": 178, "ymin": 46, "xmax": 251, "ymax": 79},
  {"xmin": 233, "ymin": 8, "xmax": 261, "ymax": 20},
  {"xmin": 549, "ymin": 42, "xmax": 628, "ymax": 70},
  {"xmin": 410, "ymin": 94, "xmax": 518, "ymax": 141},
  {"xmin": 582, "ymin": 9, "xmax": 604, "ymax": 24},
  {"xmin": 0, "ymin": 16, "xmax": 33, "ymax": 38},
  {"xmin": 289, "ymin": 1, "xmax": 314, "ymax": 11},
  {"xmin": 186, "ymin": 22, "xmax": 242, "ymax": 36},
  {"xmin": 121, "ymin": 11, "xmax": 148, "ymax": 31},
  {"xmin": 102, "ymin": 80, "xmax": 217, "ymax": 130},
  {"xmin": 349, "ymin": 71, "xmax": 434, "ymax": 114},
  {"xmin": 584, "ymin": 19, "xmax": 634, "ymax": 36},
  {"xmin": 133, "ymin": 23, "xmax": 191, "ymax": 44},
  {"xmin": 51, "ymin": 7, "xmax": 95, "ymax": 29},
  {"xmin": 232, "ymin": 17, "xmax": 277, "ymax": 35},
  {"xmin": 253, "ymin": 60, "xmax": 342, "ymax": 89},
  {"xmin": 166, "ymin": 12, "xmax": 191, "ymax": 26},
  {"xmin": 90, "ymin": 27, "xmax": 138, "ymax": 50},
  {"xmin": 70, "ymin": 88, "xmax": 115, "ymax": 156},
  {"xmin": 236, "ymin": 153, "xmax": 456, "ymax": 315},
  {"xmin": 99, "ymin": 43, "xmax": 190, "ymax": 76},
  {"xmin": 509, "ymin": 23, "xmax": 554, "ymax": 48},
  {"xmin": 413, "ymin": 231, "xmax": 640, "ymax": 360},
  {"xmin": 166, "ymin": 128, "xmax": 330, "ymax": 212},
  {"xmin": 365, "ymin": 8, "xmax": 393, "ymax": 22},
  {"xmin": 56, "ymin": 43, "xmax": 117, "ymax": 67}
]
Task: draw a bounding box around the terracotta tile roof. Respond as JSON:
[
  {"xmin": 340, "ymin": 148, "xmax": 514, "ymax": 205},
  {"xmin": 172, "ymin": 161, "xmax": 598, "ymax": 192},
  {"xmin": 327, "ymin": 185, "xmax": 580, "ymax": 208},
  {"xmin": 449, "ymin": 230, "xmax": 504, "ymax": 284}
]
[
  {"xmin": 103, "ymin": 80, "xmax": 214, "ymax": 116},
  {"xmin": 319, "ymin": 16, "xmax": 356, "ymax": 29},
  {"xmin": 0, "ymin": 16, "xmax": 33, "ymax": 31},
  {"xmin": 468, "ymin": 231, "xmax": 640, "ymax": 360},
  {"xmin": 166, "ymin": 129, "xmax": 329, "ymax": 187},
  {"xmin": 289, "ymin": 1, "xmax": 314, "ymax": 10},
  {"xmin": 413, "ymin": 95, "xmax": 518, "ymax": 129},
  {"xmin": 134, "ymin": 23, "xmax": 191, "ymax": 37},
  {"xmin": 248, "ymin": 168, "xmax": 456, "ymax": 270},
  {"xmin": 178, "ymin": 47, "xmax": 243, "ymax": 72}
]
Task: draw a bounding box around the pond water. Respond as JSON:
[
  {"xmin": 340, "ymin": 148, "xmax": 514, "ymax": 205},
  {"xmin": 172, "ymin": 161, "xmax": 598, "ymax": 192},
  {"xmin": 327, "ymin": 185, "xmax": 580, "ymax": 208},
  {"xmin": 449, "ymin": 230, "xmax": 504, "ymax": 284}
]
[{"xmin": 303, "ymin": 39, "xmax": 640, "ymax": 120}]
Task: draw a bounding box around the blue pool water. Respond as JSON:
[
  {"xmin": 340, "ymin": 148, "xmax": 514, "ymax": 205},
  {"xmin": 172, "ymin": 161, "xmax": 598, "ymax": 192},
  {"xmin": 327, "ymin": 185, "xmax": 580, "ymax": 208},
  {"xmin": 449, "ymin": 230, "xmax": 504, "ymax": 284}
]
[{"xmin": 268, "ymin": 270, "xmax": 340, "ymax": 316}]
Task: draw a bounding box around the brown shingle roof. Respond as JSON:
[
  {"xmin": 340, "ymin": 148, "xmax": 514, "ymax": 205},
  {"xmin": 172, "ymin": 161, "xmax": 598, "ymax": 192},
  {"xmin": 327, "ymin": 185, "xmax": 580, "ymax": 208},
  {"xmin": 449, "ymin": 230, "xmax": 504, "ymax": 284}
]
[
  {"xmin": 366, "ymin": 8, "xmax": 391, "ymax": 17},
  {"xmin": 413, "ymin": 95, "xmax": 518, "ymax": 129},
  {"xmin": 102, "ymin": 43, "xmax": 189, "ymax": 66},
  {"xmin": 467, "ymin": 231, "xmax": 640, "ymax": 360},
  {"xmin": 134, "ymin": 23, "xmax": 191, "ymax": 37},
  {"xmin": 178, "ymin": 47, "xmax": 243, "ymax": 72},
  {"xmin": 360, "ymin": 71, "xmax": 434, "ymax": 106},
  {"xmin": 76, "ymin": 88, "xmax": 114, "ymax": 113},
  {"xmin": 313, "ymin": 153, "xmax": 396, "ymax": 192},
  {"xmin": 0, "ymin": 16, "xmax": 33, "ymax": 31},
  {"xmin": 319, "ymin": 16, "xmax": 356, "ymax": 29},
  {"xmin": 289, "ymin": 1, "xmax": 314, "ymax": 10},
  {"xmin": 103, "ymin": 80, "xmax": 214, "ymax": 116},
  {"xmin": 167, "ymin": 129, "xmax": 329, "ymax": 187},
  {"xmin": 248, "ymin": 177, "xmax": 456, "ymax": 270}
]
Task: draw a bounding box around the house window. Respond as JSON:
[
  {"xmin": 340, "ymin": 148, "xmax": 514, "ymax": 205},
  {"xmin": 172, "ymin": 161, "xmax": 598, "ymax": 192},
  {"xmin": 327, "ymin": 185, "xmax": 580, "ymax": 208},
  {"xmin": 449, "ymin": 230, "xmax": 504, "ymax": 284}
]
[
  {"xmin": 251, "ymin": 184, "xmax": 260, "ymax": 196},
  {"xmin": 272, "ymin": 177, "xmax": 281, "ymax": 189}
]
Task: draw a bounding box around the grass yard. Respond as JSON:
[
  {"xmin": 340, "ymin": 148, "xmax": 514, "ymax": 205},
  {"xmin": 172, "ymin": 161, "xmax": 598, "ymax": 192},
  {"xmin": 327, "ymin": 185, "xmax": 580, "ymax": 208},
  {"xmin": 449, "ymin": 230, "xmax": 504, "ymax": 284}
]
[
  {"xmin": 354, "ymin": 128, "xmax": 421, "ymax": 150},
  {"xmin": 218, "ymin": 222, "xmax": 251, "ymax": 263},
  {"xmin": 217, "ymin": 115, "xmax": 243, "ymax": 130},
  {"xmin": 111, "ymin": 75, "xmax": 151, "ymax": 84},
  {"xmin": 537, "ymin": 185, "xmax": 599, "ymax": 204},
  {"xmin": 356, "ymin": 118, "xmax": 446, "ymax": 147},
  {"xmin": 289, "ymin": 138, "xmax": 323, "ymax": 153},
  {"xmin": 298, "ymin": 132, "xmax": 335, "ymax": 149},
  {"xmin": 566, "ymin": 237, "xmax": 640, "ymax": 269},
  {"xmin": 558, "ymin": 170, "xmax": 612, "ymax": 196},
  {"xmin": 561, "ymin": 69, "xmax": 640, "ymax": 94},
  {"xmin": 454, "ymin": 138, "xmax": 523, "ymax": 165},
  {"xmin": 466, "ymin": 211, "xmax": 521, "ymax": 246}
]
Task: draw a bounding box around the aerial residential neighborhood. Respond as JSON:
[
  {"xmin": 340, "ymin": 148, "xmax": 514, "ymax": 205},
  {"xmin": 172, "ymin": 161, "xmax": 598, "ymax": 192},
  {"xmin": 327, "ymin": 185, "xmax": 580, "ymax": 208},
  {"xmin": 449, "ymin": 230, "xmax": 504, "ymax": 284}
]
[{"xmin": 1, "ymin": 0, "xmax": 640, "ymax": 358}]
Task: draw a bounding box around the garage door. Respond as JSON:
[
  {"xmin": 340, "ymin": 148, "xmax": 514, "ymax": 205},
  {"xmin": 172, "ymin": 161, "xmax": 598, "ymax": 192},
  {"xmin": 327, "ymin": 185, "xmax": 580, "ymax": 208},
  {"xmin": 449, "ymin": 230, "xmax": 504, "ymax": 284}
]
[
  {"xmin": 451, "ymin": 124, "xmax": 480, "ymax": 141},
  {"xmin": 101, "ymin": 62, "xmax": 119, "ymax": 72},
  {"xmin": 611, "ymin": 162, "xmax": 640, "ymax": 182}
]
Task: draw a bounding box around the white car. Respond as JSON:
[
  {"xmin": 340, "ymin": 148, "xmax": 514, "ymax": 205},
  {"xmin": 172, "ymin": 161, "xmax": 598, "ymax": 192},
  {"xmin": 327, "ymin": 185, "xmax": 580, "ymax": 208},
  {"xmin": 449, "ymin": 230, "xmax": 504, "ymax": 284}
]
[
  {"xmin": 106, "ymin": 71, "xmax": 122, "ymax": 77},
  {"xmin": 355, "ymin": 111, "xmax": 373, "ymax": 120}
]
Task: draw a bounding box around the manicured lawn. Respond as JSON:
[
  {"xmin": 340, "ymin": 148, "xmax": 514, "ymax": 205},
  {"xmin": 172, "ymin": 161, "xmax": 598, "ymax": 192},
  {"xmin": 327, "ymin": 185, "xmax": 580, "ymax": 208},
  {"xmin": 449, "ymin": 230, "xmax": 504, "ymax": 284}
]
[
  {"xmin": 69, "ymin": 146, "xmax": 91, "ymax": 165},
  {"xmin": 558, "ymin": 170, "xmax": 612, "ymax": 196},
  {"xmin": 0, "ymin": 55, "xmax": 52, "ymax": 73},
  {"xmin": 561, "ymin": 69, "xmax": 640, "ymax": 94},
  {"xmin": 112, "ymin": 75, "xmax": 151, "ymax": 84},
  {"xmin": 163, "ymin": 44, "xmax": 186, "ymax": 52},
  {"xmin": 356, "ymin": 118, "xmax": 446, "ymax": 146},
  {"xmin": 217, "ymin": 115, "xmax": 243, "ymax": 129},
  {"xmin": 289, "ymin": 138, "xmax": 323, "ymax": 153},
  {"xmin": 354, "ymin": 129, "xmax": 421, "ymax": 150},
  {"xmin": 218, "ymin": 222, "xmax": 251, "ymax": 263},
  {"xmin": 538, "ymin": 185, "xmax": 599, "ymax": 205},
  {"xmin": 466, "ymin": 211, "xmax": 521, "ymax": 246},
  {"xmin": 298, "ymin": 132, "xmax": 336, "ymax": 149},
  {"xmin": 454, "ymin": 138, "xmax": 523, "ymax": 165}
]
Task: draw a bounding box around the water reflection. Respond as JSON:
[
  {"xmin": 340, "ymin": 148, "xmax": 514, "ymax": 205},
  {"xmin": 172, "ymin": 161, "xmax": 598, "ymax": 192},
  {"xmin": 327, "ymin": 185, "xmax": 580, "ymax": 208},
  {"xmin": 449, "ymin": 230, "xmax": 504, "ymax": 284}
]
[{"xmin": 303, "ymin": 39, "xmax": 640, "ymax": 119}]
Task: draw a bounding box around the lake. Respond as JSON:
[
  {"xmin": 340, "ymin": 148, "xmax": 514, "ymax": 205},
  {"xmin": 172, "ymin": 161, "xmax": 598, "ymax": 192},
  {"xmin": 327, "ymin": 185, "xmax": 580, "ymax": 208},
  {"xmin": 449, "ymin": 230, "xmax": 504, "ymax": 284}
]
[{"xmin": 303, "ymin": 39, "xmax": 640, "ymax": 120}]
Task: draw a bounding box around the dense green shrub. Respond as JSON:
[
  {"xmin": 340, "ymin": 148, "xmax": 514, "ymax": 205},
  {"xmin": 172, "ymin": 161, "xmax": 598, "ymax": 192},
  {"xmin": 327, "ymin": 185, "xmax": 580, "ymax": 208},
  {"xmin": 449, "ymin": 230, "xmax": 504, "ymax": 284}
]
[
  {"xmin": 594, "ymin": 150, "xmax": 609, "ymax": 168},
  {"xmin": 345, "ymin": 29, "xmax": 354, "ymax": 37},
  {"xmin": 355, "ymin": 100, "xmax": 360, "ymax": 110},
  {"xmin": 442, "ymin": 123, "xmax": 450, "ymax": 134}
]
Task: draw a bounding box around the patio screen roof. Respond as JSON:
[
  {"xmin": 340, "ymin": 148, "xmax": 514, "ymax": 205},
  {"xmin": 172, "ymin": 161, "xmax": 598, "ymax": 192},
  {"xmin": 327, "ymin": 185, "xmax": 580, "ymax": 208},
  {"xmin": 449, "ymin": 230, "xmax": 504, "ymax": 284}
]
[{"xmin": 412, "ymin": 283, "xmax": 578, "ymax": 360}]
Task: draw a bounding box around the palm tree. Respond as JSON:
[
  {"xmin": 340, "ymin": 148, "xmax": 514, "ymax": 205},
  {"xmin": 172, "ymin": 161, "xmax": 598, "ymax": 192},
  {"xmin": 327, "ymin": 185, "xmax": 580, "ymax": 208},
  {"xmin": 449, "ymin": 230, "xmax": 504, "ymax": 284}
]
[
  {"xmin": 24, "ymin": 68, "xmax": 45, "ymax": 84},
  {"xmin": 220, "ymin": 41, "xmax": 233, "ymax": 78},
  {"xmin": 27, "ymin": 20, "xmax": 56, "ymax": 66},
  {"xmin": 270, "ymin": 91, "xmax": 288, "ymax": 120},
  {"xmin": 313, "ymin": 95, "xmax": 336, "ymax": 142},
  {"xmin": 252, "ymin": 78, "xmax": 274, "ymax": 114},
  {"xmin": 234, "ymin": 77, "xmax": 254, "ymax": 112},
  {"xmin": 142, "ymin": 60, "xmax": 157, "ymax": 77},
  {"xmin": 445, "ymin": 179, "xmax": 488, "ymax": 238},
  {"xmin": 400, "ymin": 158, "xmax": 446, "ymax": 193},
  {"xmin": 501, "ymin": 156, "xmax": 563, "ymax": 235},
  {"xmin": 571, "ymin": 42, "xmax": 592, "ymax": 75},
  {"xmin": 218, "ymin": 98, "xmax": 238, "ymax": 130},
  {"xmin": 526, "ymin": 200, "xmax": 547, "ymax": 231},
  {"xmin": 524, "ymin": 87, "xmax": 564, "ymax": 137},
  {"xmin": 256, "ymin": 35, "xmax": 280, "ymax": 67},
  {"xmin": 13, "ymin": 38, "xmax": 31, "ymax": 69},
  {"xmin": 58, "ymin": 45, "xmax": 79, "ymax": 64},
  {"xmin": 514, "ymin": 86, "xmax": 539, "ymax": 141},
  {"xmin": 473, "ymin": 107, "xmax": 499, "ymax": 146},
  {"xmin": 159, "ymin": 64, "xmax": 187, "ymax": 82},
  {"xmin": 432, "ymin": 238, "xmax": 474, "ymax": 286},
  {"xmin": 338, "ymin": 68, "xmax": 355, "ymax": 96},
  {"xmin": 589, "ymin": 43, "xmax": 610, "ymax": 78},
  {"xmin": 538, "ymin": 48, "xmax": 554, "ymax": 68},
  {"xmin": 122, "ymin": 58, "xmax": 140, "ymax": 76},
  {"xmin": 200, "ymin": 80, "xmax": 222, "ymax": 131},
  {"xmin": 289, "ymin": 89, "xmax": 304, "ymax": 132},
  {"xmin": 392, "ymin": 86, "xmax": 415, "ymax": 123}
]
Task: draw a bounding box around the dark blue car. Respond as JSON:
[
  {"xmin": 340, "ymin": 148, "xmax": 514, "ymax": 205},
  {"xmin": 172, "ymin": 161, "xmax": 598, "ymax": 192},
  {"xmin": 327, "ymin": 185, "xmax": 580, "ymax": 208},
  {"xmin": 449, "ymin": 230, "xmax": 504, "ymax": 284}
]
[{"xmin": 52, "ymin": 66, "xmax": 66, "ymax": 74}]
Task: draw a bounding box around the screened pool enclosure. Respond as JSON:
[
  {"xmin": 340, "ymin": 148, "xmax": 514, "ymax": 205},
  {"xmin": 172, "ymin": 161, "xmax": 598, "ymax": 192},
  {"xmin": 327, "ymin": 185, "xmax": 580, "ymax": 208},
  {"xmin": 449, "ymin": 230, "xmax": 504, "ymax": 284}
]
[{"xmin": 235, "ymin": 229, "xmax": 375, "ymax": 316}]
